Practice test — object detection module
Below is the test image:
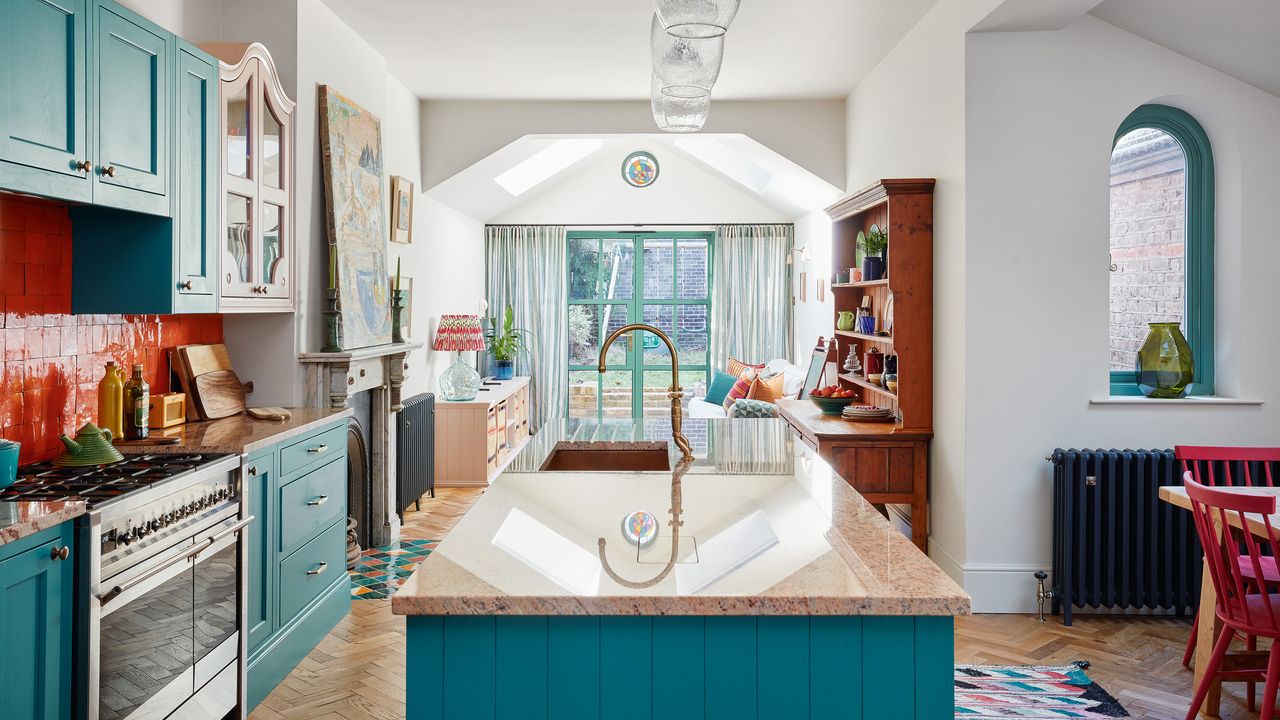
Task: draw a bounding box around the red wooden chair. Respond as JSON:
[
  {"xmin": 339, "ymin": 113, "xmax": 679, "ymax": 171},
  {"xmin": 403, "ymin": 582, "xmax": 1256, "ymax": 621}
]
[{"xmin": 1184, "ymin": 476, "xmax": 1280, "ymax": 720}]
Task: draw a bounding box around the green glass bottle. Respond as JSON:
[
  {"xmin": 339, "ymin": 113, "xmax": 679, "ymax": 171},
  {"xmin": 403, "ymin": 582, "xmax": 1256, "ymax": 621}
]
[
  {"xmin": 122, "ymin": 364, "xmax": 150, "ymax": 440},
  {"xmin": 1135, "ymin": 322, "xmax": 1194, "ymax": 398}
]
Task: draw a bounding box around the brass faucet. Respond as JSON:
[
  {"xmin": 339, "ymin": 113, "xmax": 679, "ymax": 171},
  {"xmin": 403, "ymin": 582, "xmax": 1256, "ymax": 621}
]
[
  {"xmin": 597, "ymin": 456, "xmax": 691, "ymax": 589},
  {"xmin": 597, "ymin": 323, "xmax": 694, "ymax": 462}
]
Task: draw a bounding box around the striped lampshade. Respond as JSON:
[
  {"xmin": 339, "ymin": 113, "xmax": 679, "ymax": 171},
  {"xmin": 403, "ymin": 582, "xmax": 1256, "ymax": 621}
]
[{"xmin": 433, "ymin": 314, "xmax": 486, "ymax": 352}]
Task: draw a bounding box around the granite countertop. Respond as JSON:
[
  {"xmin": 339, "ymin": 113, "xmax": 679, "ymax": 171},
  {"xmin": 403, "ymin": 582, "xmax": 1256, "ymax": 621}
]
[
  {"xmin": 392, "ymin": 418, "xmax": 969, "ymax": 617},
  {"xmin": 0, "ymin": 500, "xmax": 86, "ymax": 547},
  {"xmin": 115, "ymin": 408, "xmax": 353, "ymax": 455}
]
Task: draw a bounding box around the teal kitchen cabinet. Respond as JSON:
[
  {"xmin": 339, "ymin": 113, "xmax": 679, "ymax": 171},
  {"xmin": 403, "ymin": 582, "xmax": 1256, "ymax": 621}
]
[
  {"xmin": 0, "ymin": 0, "xmax": 94, "ymax": 204},
  {"xmin": 245, "ymin": 420, "xmax": 351, "ymax": 711},
  {"xmin": 90, "ymin": 0, "xmax": 171, "ymax": 216},
  {"xmin": 0, "ymin": 522, "xmax": 75, "ymax": 720}
]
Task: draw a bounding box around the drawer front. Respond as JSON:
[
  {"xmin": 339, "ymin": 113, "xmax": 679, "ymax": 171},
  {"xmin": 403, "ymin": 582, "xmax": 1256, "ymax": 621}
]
[
  {"xmin": 280, "ymin": 423, "xmax": 346, "ymax": 477},
  {"xmin": 278, "ymin": 519, "xmax": 347, "ymax": 622},
  {"xmin": 279, "ymin": 457, "xmax": 346, "ymax": 556},
  {"xmin": 829, "ymin": 444, "xmax": 915, "ymax": 495}
]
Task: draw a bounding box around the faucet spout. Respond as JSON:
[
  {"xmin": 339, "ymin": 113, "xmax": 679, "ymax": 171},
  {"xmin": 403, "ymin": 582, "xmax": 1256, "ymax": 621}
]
[{"xmin": 597, "ymin": 323, "xmax": 694, "ymax": 462}]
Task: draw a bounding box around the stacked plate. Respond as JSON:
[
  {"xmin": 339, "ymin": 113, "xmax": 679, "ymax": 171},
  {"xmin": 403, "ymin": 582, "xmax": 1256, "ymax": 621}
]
[{"xmin": 842, "ymin": 405, "xmax": 894, "ymax": 422}]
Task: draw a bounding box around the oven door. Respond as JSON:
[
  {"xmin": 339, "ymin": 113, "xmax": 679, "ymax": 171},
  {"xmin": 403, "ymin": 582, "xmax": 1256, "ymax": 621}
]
[{"xmin": 92, "ymin": 515, "xmax": 251, "ymax": 720}]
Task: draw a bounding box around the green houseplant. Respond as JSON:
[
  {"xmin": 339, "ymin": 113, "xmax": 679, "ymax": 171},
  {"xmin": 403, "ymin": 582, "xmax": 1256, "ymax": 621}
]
[
  {"xmin": 858, "ymin": 225, "xmax": 888, "ymax": 281},
  {"xmin": 486, "ymin": 306, "xmax": 533, "ymax": 380}
]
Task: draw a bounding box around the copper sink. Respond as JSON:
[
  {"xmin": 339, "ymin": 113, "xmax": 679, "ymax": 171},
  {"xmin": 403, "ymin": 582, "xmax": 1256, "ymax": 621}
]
[{"xmin": 538, "ymin": 442, "xmax": 672, "ymax": 472}]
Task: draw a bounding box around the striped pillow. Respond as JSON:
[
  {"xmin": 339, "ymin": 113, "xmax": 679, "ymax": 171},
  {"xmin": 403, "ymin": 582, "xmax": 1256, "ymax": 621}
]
[
  {"xmin": 722, "ymin": 368, "xmax": 757, "ymax": 411},
  {"xmin": 728, "ymin": 357, "xmax": 765, "ymax": 378}
]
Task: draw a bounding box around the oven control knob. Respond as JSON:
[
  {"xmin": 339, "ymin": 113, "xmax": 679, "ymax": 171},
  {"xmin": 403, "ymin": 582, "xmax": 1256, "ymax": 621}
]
[
  {"xmin": 120, "ymin": 529, "xmax": 134, "ymax": 545},
  {"xmin": 188, "ymin": 502, "xmax": 200, "ymax": 514},
  {"xmin": 162, "ymin": 513, "xmax": 174, "ymax": 525}
]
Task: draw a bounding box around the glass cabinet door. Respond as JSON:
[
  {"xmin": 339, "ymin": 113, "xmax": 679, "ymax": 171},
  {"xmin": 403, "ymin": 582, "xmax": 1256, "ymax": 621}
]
[
  {"xmin": 220, "ymin": 61, "xmax": 258, "ymax": 299},
  {"xmin": 256, "ymin": 81, "xmax": 290, "ymax": 298}
]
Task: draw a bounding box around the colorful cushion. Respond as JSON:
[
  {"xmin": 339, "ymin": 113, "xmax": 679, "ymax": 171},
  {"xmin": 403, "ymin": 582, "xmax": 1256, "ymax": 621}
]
[
  {"xmin": 728, "ymin": 357, "xmax": 765, "ymax": 378},
  {"xmin": 748, "ymin": 372, "xmax": 787, "ymax": 403},
  {"xmin": 722, "ymin": 368, "xmax": 757, "ymax": 411},
  {"xmin": 703, "ymin": 369, "xmax": 739, "ymax": 406},
  {"xmin": 730, "ymin": 399, "xmax": 778, "ymax": 418}
]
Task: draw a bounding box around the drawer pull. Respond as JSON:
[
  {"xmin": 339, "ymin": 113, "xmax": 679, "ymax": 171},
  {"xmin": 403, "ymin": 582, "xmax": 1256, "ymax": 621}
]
[
  {"xmin": 306, "ymin": 562, "xmax": 328, "ymax": 576},
  {"xmin": 306, "ymin": 495, "xmax": 329, "ymax": 507},
  {"xmin": 50, "ymin": 545, "xmax": 70, "ymax": 561},
  {"xmin": 307, "ymin": 444, "xmax": 328, "ymax": 454}
]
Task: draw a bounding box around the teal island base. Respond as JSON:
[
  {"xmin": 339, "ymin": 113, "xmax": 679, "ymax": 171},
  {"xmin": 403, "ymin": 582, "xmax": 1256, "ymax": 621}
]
[{"xmin": 407, "ymin": 615, "xmax": 953, "ymax": 719}]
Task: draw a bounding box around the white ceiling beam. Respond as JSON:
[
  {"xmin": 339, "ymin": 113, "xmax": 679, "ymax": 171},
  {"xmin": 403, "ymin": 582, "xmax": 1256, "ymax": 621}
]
[{"xmin": 970, "ymin": 0, "xmax": 1105, "ymax": 32}]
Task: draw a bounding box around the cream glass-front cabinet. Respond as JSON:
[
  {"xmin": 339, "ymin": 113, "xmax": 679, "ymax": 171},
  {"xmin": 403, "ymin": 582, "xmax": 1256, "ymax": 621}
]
[{"xmin": 202, "ymin": 42, "xmax": 296, "ymax": 312}]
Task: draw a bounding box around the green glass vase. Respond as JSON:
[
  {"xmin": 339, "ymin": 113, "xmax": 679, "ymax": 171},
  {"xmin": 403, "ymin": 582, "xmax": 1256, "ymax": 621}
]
[{"xmin": 1135, "ymin": 322, "xmax": 1194, "ymax": 398}]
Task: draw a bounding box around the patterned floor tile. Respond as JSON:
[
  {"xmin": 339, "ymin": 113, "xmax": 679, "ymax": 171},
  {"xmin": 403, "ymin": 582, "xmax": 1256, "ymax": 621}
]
[{"xmin": 348, "ymin": 538, "xmax": 438, "ymax": 600}]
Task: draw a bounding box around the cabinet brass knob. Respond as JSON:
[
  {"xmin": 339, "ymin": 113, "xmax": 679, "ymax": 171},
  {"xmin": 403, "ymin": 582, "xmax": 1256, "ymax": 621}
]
[
  {"xmin": 248, "ymin": 466, "xmax": 258, "ymax": 476},
  {"xmin": 103, "ymin": 165, "xmax": 116, "ymax": 177},
  {"xmin": 180, "ymin": 280, "xmax": 194, "ymax": 290},
  {"xmin": 50, "ymin": 546, "xmax": 70, "ymax": 561},
  {"xmin": 76, "ymin": 160, "xmax": 92, "ymax": 173}
]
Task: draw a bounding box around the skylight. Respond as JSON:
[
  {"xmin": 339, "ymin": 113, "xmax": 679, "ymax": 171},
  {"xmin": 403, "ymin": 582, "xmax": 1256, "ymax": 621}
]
[
  {"xmin": 674, "ymin": 137, "xmax": 772, "ymax": 194},
  {"xmin": 494, "ymin": 138, "xmax": 603, "ymax": 196}
]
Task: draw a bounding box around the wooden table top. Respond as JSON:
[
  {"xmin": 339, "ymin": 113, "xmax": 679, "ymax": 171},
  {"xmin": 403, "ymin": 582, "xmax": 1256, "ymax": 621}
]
[
  {"xmin": 1160, "ymin": 485, "xmax": 1280, "ymax": 538},
  {"xmin": 776, "ymin": 398, "xmax": 933, "ymax": 440}
]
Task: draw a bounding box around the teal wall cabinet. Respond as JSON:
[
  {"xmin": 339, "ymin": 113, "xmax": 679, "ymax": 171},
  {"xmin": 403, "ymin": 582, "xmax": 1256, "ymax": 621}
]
[
  {"xmin": 0, "ymin": 522, "xmax": 75, "ymax": 720},
  {"xmin": 245, "ymin": 420, "xmax": 351, "ymax": 711},
  {"xmin": 0, "ymin": 0, "xmax": 93, "ymax": 203}
]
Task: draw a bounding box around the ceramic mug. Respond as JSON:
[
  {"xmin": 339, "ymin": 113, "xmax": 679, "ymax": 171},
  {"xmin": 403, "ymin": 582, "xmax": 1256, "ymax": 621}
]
[{"xmin": 0, "ymin": 439, "xmax": 19, "ymax": 489}]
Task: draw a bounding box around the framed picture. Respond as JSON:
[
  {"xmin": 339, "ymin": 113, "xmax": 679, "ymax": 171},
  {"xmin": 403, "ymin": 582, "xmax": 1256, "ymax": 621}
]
[
  {"xmin": 817, "ymin": 277, "xmax": 826, "ymax": 302},
  {"xmin": 390, "ymin": 175, "xmax": 414, "ymax": 245},
  {"xmin": 799, "ymin": 272, "xmax": 807, "ymax": 302},
  {"xmin": 399, "ymin": 276, "xmax": 414, "ymax": 338}
]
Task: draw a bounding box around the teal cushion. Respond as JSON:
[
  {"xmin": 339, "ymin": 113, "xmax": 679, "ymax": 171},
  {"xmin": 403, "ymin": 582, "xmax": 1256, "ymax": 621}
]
[
  {"xmin": 729, "ymin": 399, "xmax": 778, "ymax": 418},
  {"xmin": 703, "ymin": 369, "xmax": 738, "ymax": 406}
]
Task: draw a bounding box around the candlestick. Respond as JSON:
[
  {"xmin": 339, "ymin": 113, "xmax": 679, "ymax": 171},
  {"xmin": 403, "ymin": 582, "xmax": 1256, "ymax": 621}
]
[
  {"xmin": 328, "ymin": 247, "xmax": 336, "ymax": 289},
  {"xmin": 395, "ymin": 257, "xmax": 401, "ymax": 293}
]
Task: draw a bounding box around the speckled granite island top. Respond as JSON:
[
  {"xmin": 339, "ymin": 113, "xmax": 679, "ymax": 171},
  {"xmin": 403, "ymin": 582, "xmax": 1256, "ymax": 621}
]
[
  {"xmin": 115, "ymin": 408, "xmax": 353, "ymax": 455},
  {"xmin": 0, "ymin": 500, "xmax": 86, "ymax": 546},
  {"xmin": 392, "ymin": 418, "xmax": 969, "ymax": 617}
]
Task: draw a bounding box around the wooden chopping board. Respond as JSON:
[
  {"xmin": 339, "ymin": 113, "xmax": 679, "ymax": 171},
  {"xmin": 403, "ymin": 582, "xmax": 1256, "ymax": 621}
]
[
  {"xmin": 193, "ymin": 370, "xmax": 252, "ymax": 419},
  {"xmin": 182, "ymin": 344, "xmax": 232, "ymax": 378}
]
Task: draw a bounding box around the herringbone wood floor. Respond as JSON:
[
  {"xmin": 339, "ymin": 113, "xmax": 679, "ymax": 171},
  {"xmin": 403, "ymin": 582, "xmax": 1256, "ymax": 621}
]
[{"xmin": 251, "ymin": 487, "xmax": 1260, "ymax": 719}]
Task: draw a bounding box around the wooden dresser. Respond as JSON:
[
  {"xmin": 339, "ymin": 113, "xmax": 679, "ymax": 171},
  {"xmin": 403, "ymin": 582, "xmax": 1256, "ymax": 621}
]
[
  {"xmin": 777, "ymin": 398, "xmax": 931, "ymax": 552},
  {"xmin": 435, "ymin": 377, "xmax": 531, "ymax": 487}
]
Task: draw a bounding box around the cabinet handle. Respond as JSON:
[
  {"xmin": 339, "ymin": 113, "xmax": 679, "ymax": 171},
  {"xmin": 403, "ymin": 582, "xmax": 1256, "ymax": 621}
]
[
  {"xmin": 50, "ymin": 545, "xmax": 70, "ymax": 561},
  {"xmin": 247, "ymin": 466, "xmax": 258, "ymax": 476},
  {"xmin": 306, "ymin": 495, "xmax": 329, "ymax": 507},
  {"xmin": 75, "ymin": 160, "xmax": 92, "ymax": 173},
  {"xmin": 306, "ymin": 562, "xmax": 328, "ymax": 576},
  {"xmin": 180, "ymin": 280, "xmax": 194, "ymax": 290},
  {"xmin": 102, "ymin": 165, "xmax": 116, "ymax": 177},
  {"xmin": 307, "ymin": 444, "xmax": 328, "ymax": 454}
]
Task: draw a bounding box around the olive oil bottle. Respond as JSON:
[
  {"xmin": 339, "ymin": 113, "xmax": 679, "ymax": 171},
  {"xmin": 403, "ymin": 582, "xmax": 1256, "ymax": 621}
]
[
  {"xmin": 97, "ymin": 362, "xmax": 125, "ymax": 439},
  {"xmin": 122, "ymin": 364, "xmax": 150, "ymax": 440}
]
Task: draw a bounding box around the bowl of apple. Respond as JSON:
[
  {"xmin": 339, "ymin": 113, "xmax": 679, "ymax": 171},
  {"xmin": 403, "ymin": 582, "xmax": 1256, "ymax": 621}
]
[{"xmin": 808, "ymin": 384, "xmax": 857, "ymax": 415}]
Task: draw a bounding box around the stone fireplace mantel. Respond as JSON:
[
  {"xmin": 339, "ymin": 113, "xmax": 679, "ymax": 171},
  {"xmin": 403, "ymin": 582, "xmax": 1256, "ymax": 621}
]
[{"xmin": 300, "ymin": 341, "xmax": 423, "ymax": 547}]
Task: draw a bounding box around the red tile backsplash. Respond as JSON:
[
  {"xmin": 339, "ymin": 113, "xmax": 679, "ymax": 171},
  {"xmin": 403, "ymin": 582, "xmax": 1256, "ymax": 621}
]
[{"xmin": 0, "ymin": 194, "xmax": 223, "ymax": 464}]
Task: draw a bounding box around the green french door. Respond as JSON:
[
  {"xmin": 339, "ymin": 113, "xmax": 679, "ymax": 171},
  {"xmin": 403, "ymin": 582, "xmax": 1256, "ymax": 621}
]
[{"xmin": 567, "ymin": 231, "xmax": 713, "ymax": 422}]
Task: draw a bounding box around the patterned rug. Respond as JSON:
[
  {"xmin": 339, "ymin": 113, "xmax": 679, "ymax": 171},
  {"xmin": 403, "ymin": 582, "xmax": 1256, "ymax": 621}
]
[
  {"xmin": 349, "ymin": 539, "xmax": 438, "ymax": 600},
  {"xmin": 955, "ymin": 663, "xmax": 1129, "ymax": 718}
]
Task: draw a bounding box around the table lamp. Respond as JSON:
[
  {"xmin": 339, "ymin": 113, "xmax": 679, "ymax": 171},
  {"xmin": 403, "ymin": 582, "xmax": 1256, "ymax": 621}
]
[{"xmin": 434, "ymin": 314, "xmax": 487, "ymax": 401}]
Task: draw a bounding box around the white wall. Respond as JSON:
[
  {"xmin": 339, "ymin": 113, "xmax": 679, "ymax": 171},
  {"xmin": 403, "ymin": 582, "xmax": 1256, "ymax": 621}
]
[
  {"xmin": 791, "ymin": 211, "xmax": 833, "ymax": 364},
  {"xmin": 421, "ymin": 100, "xmax": 848, "ymax": 191},
  {"xmin": 963, "ymin": 15, "xmax": 1280, "ymax": 611},
  {"xmin": 493, "ymin": 149, "xmax": 789, "ymax": 225}
]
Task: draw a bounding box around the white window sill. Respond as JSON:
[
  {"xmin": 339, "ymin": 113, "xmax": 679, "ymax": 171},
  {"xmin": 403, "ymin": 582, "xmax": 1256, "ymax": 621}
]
[{"xmin": 1091, "ymin": 396, "xmax": 1264, "ymax": 406}]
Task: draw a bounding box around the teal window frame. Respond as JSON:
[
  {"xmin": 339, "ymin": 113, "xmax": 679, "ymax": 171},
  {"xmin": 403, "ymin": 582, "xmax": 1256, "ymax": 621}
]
[
  {"xmin": 1109, "ymin": 104, "xmax": 1215, "ymax": 396},
  {"xmin": 566, "ymin": 230, "xmax": 714, "ymax": 422}
]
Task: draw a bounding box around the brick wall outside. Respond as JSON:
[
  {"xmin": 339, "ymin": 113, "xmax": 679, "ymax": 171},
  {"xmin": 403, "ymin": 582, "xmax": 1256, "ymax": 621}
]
[{"xmin": 1109, "ymin": 129, "xmax": 1186, "ymax": 371}]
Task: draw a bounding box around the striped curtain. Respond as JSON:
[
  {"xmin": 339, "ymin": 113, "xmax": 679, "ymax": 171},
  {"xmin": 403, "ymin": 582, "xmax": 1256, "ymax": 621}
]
[
  {"xmin": 711, "ymin": 224, "xmax": 794, "ymax": 368},
  {"xmin": 485, "ymin": 225, "xmax": 567, "ymax": 434}
]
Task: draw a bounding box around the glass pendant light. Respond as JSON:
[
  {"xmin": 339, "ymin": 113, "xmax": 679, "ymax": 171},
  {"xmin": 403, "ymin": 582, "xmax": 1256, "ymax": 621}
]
[
  {"xmin": 651, "ymin": 75, "xmax": 708, "ymax": 132},
  {"xmin": 655, "ymin": 0, "xmax": 740, "ymax": 39},
  {"xmin": 651, "ymin": 14, "xmax": 723, "ymax": 99}
]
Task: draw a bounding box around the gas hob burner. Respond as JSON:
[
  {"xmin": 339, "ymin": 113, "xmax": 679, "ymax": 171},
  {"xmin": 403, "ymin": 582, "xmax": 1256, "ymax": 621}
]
[{"xmin": 2, "ymin": 452, "xmax": 235, "ymax": 508}]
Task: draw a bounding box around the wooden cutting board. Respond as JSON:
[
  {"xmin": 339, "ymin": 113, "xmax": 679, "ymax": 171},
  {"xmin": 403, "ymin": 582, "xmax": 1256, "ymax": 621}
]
[
  {"xmin": 193, "ymin": 370, "xmax": 252, "ymax": 419},
  {"xmin": 170, "ymin": 347, "xmax": 202, "ymax": 421},
  {"xmin": 182, "ymin": 344, "xmax": 232, "ymax": 378},
  {"xmin": 248, "ymin": 407, "xmax": 292, "ymax": 421}
]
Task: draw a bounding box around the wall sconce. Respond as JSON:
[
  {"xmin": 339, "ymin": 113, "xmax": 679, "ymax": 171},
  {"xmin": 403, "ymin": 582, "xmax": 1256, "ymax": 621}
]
[{"xmin": 786, "ymin": 246, "xmax": 812, "ymax": 266}]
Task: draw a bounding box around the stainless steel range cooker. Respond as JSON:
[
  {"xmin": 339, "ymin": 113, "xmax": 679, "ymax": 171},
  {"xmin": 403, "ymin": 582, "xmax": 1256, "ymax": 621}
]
[{"xmin": 2, "ymin": 454, "xmax": 250, "ymax": 720}]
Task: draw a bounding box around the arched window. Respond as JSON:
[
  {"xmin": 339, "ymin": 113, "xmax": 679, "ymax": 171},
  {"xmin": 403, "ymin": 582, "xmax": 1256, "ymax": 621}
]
[{"xmin": 1108, "ymin": 104, "xmax": 1214, "ymax": 396}]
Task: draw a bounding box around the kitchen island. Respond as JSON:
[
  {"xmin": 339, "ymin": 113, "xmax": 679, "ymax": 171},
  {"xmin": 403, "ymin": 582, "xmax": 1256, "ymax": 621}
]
[{"xmin": 393, "ymin": 418, "xmax": 968, "ymax": 719}]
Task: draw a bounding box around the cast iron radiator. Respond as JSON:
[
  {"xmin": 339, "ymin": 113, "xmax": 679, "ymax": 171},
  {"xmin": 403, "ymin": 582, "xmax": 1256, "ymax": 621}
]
[
  {"xmin": 1050, "ymin": 448, "xmax": 1200, "ymax": 626},
  {"xmin": 396, "ymin": 392, "xmax": 435, "ymax": 519}
]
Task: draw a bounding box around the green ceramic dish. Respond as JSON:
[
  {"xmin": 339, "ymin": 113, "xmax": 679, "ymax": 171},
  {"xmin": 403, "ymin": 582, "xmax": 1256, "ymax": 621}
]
[
  {"xmin": 808, "ymin": 395, "xmax": 857, "ymax": 416},
  {"xmin": 53, "ymin": 422, "xmax": 124, "ymax": 467}
]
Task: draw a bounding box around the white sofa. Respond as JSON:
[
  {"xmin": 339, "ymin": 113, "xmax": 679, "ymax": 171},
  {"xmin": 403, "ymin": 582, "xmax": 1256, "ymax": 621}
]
[{"xmin": 687, "ymin": 359, "xmax": 807, "ymax": 419}]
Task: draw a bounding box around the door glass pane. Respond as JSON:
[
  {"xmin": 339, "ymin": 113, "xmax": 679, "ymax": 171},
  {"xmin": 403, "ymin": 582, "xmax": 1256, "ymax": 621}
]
[
  {"xmin": 601, "ymin": 238, "xmax": 634, "ymax": 300},
  {"xmin": 98, "ymin": 566, "xmax": 195, "ymax": 719},
  {"xmin": 568, "ymin": 305, "xmax": 600, "ymax": 366},
  {"xmin": 641, "ymin": 305, "xmax": 674, "ymax": 365},
  {"xmin": 643, "ymin": 238, "xmax": 674, "ymax": 299},
  {"xmin": 568, "ymin": 371, "xmax": 598, "ymax": 419},
  {"xmin": 226, "ymin": 194, "xmax": 252, "ymax": 284},
  {"xmin": 263, "ymin": 99, "xmax": 282, "ymax": 189},
  {"xmin": 601, "ymin": 370, "xmax": 632, "ymax": 419},
  {"xmin": 262, "ymin": 203, "xmax": 282, "ymax": 283},
  {"xmin": 680, "ymin": 370, "xmax": 708, "ymax": 407},
  {"xmin": 568, "ymin": 237, "xmax": 601, "ymax": 299},
  {"xmin": 194, "ymin": 541, "xmax": 237, "ymax": 665},
  {"xmin": 677, "ymin": 238, "xmax": 710, "ymax": 299},
  {"xmin": 601, "ymin": 304, "xmax": 629, "ymax": 365},
  {"xmin": 226, "ymin": 82, "xmax": 250, "ymax": 179},
  {"xmin": 643, "ymin": 370, "xmax": 672, "ymax": 418},
  {"xmin": 676, "ymin": 305, "xmax": 709, "ymax": 366},
  {"xmin": 1109, "ymin": 128, "xmax": 1187, "ymax": 371}
]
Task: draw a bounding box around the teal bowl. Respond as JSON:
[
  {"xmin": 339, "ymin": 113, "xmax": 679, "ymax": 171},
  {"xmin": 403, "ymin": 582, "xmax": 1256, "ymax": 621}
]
[
  {"xmin": 807, "ymin": 395, "xmax": 856, "ymax": 416},
  {"xmin": 0, "ymin": 439, "xmax": 18, "ymax": 489}
]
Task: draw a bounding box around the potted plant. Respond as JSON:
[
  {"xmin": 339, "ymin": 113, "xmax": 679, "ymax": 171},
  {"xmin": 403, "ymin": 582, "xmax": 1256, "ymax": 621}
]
[
  {"xmin": 858, "ymin": 224, "xmax": 888, "ymax": 281},
  {"xmin": 485, "ymin": 306, "xmax": 533, "ymax": 380}
]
